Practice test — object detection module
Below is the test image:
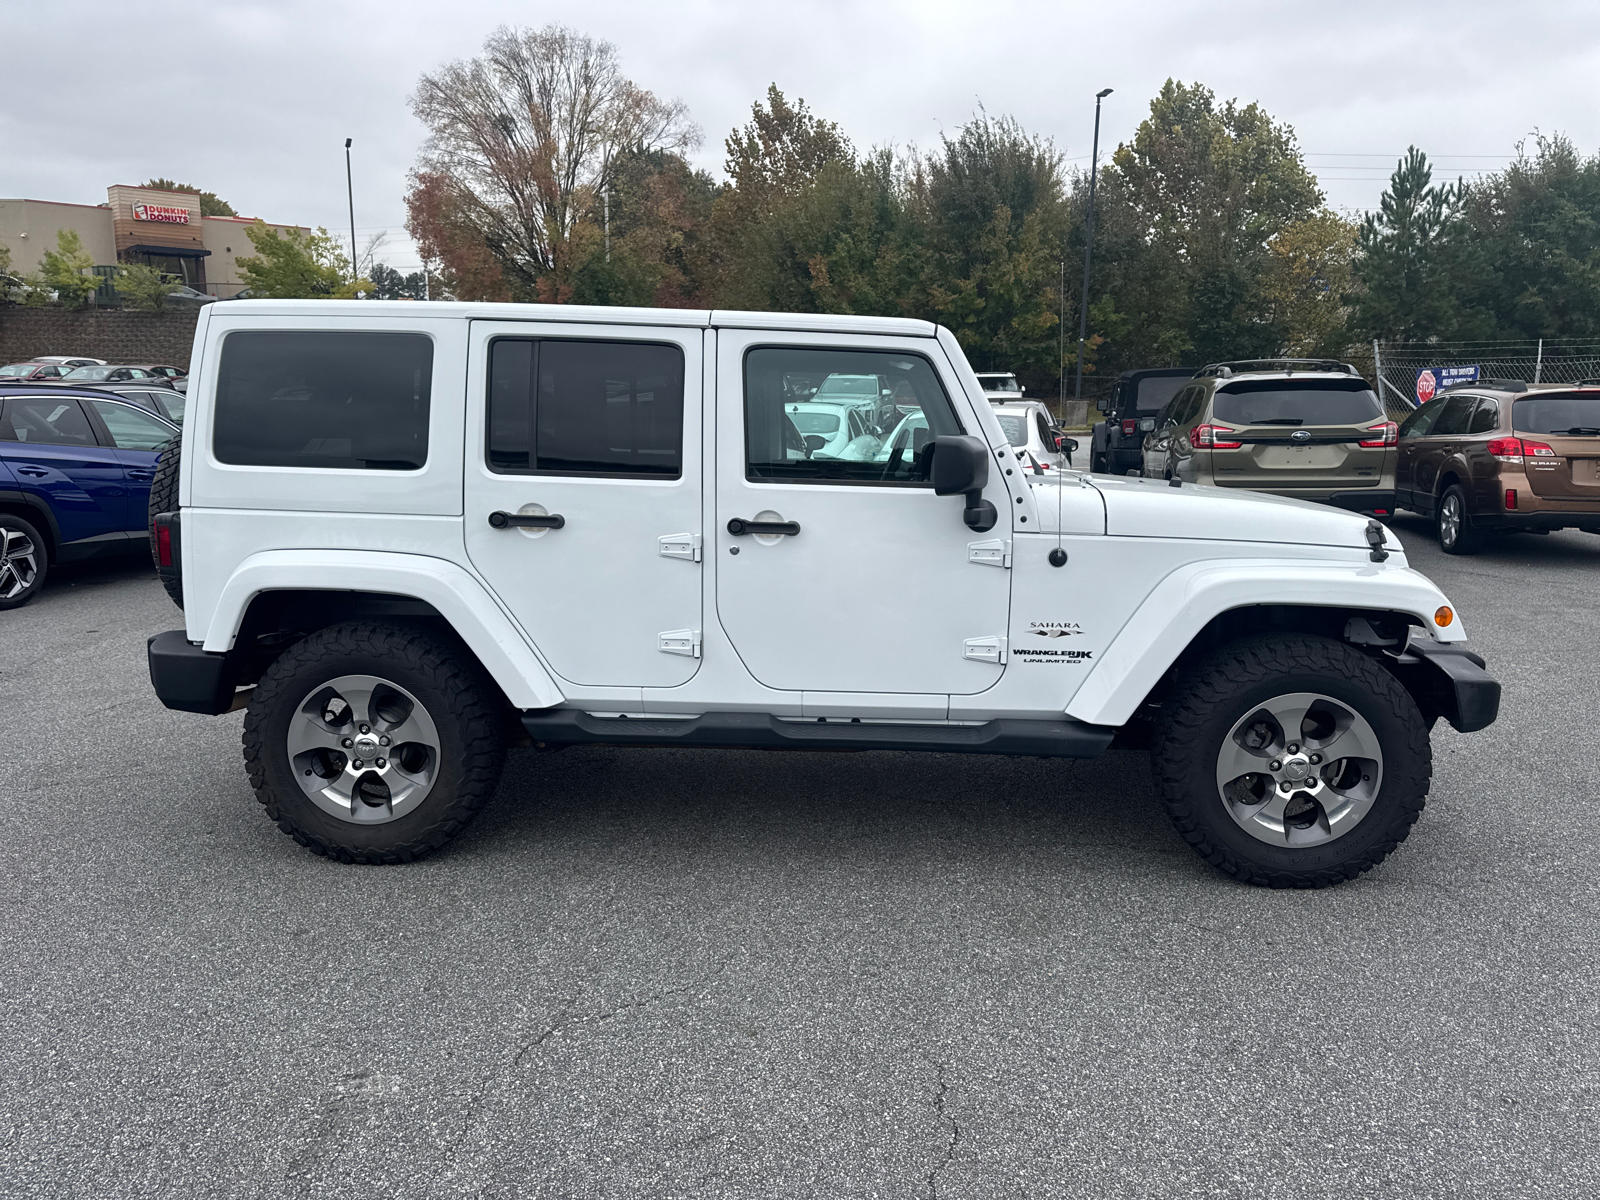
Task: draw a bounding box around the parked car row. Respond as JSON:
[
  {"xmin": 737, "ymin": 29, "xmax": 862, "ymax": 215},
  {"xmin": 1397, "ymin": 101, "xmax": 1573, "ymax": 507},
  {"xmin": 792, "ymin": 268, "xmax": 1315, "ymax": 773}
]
[
  {"xmin": 1097, "ymin": 359, "xmax": 1600, "ymax": 555},
  {"xmin": 0, "ymin": 359, "xmax": 187, "ymax": 391}
]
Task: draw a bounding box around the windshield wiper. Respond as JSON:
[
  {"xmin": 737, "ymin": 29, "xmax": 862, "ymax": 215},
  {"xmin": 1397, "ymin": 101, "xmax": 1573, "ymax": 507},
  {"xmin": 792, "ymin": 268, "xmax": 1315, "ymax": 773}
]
[
  {"xmin": 1560, "ymin": 427, "xmax": 1600, "ymax": 436},
  {"xmin": 1256, "ymin": 418, "xmax": 1304, "ymax": 426}
]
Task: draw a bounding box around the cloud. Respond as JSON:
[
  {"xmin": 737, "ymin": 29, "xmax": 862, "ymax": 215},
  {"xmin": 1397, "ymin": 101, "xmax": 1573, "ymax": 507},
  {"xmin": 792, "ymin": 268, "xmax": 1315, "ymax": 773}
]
[{"xmin": 8, "ymin": 0, "xmax": 1597, "ymax": 269}]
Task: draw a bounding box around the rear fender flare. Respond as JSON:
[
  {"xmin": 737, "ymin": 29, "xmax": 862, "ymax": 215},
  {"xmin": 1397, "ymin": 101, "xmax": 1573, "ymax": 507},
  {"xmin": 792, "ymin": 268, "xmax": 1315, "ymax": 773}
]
[
  {"xmin": 201, "ymin": 549, "xmax": 564, "ymax": 710},
  {"xmin": 1064, "ymin": 559, "xmax": 1462, "ymax": 728}
]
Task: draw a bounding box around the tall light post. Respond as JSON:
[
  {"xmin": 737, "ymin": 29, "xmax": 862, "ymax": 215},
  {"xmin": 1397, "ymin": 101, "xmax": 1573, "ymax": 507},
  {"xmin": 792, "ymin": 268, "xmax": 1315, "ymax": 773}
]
[
  {"xmin": 1074, "ymin": 88, "xmax": 1113, "ymax": 405},
  {"xmin": 344, "ymin": 137, "xmax": 358, "ymax": 286}
]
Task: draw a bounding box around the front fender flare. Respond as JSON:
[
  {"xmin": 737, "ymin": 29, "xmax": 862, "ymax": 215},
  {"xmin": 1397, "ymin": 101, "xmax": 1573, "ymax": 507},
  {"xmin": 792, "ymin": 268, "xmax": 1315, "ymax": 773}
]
[
  {"xmin": 202, "ymin": 549, "xmax": 564, "ymax": 710},
  {"xmin": 1064, "ymin": 558, "xmax": 1462, "ymax": 728}
]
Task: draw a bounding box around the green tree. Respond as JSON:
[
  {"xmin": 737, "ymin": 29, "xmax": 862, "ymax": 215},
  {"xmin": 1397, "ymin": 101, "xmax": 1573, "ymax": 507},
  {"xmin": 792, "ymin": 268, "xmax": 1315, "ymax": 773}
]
[
  {"xmin": 235, "ymin": 221, "xmax": 369, "ymax": 298},
  {"xmin": 1454, "ymin": 134, "xmax": 1600, "ymax": 339},
  {"xmin": 141, "ymin": 179, "xmax": 237, "ymax": 217},
  {"xmin": 1092, "ymin": 80, "xmax": 1324, "ymax": 371},
  {"xmin": 911, "ymin": 111, "xmax": 1067, "ymax": 375},
  {"xmin": 1261, "ymin": 209, "xmax": 1358, "ymax": 356},
  {"xmin": 113, "ymin": 262, "xmax": 183, "ymax": 311},
  {"xmin": 1349, "ymin": 147, "xmax": 1481, "ymax": 340},
  {"xmin": 27, "ymin": 229, "xmax": 99, "ymax": 308}
]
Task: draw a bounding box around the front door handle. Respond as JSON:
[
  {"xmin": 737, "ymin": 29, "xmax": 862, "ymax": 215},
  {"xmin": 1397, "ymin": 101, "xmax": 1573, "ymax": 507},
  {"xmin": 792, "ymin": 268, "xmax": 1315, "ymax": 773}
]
[
  {"xmin": 727, "ymin": 517, "xmax": 800, "ymax": 537},
  {"xmin": 15, "ymin": 467, "xmax": 48, "ymax": 478},
  {"xmin": 488, "ymin": 510, "xmax": 565, "ymax": 530}
]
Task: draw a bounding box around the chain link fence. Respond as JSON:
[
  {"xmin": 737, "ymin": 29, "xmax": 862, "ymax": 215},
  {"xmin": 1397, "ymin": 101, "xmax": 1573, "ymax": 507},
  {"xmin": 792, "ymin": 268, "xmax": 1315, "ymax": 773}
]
[{"xmin": 1345, "ymin": 339, "xmax": 1600, "ymax": 421}]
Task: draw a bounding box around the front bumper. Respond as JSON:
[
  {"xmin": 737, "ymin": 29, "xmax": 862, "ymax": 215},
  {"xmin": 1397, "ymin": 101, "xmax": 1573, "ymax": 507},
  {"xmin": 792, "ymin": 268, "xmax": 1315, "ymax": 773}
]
[
  {"xmin": 147, "ymin": 630, "xmax": 239, "ymax": 715},
  {"xmin": 1386, "ymin": 637, "xmax": 1500, "ymax": 733}
]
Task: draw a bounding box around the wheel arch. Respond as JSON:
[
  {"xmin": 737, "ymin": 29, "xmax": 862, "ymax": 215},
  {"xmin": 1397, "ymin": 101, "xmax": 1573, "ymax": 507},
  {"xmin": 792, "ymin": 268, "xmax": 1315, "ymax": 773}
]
[
  {"xmin": 1064, "ymin": 559, "xmax": 1462, "ymax": 729},
  {"xmin": 0, "ymin": 491, "xmax": 61, "ymax": 556},
  {"xmin": 197, "ymin": 550, "xmax": 565, "ymax": 710}
]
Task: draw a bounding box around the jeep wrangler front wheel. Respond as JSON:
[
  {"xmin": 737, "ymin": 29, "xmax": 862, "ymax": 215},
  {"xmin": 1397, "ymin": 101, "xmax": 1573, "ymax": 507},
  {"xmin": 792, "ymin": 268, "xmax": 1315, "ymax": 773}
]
[
  {"xmin": 242, "ymin": 622, "xmax": 506, "ymax": 863},
  {"xmin": 1152, "ymin": 634, "xmax": 1431, "ymax": 888}
]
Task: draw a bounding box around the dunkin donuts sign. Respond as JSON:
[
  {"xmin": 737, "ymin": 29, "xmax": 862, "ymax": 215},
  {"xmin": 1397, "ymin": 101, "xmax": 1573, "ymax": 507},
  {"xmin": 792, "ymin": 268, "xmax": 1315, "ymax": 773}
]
[{"xmin": 132, "ymin": 203, "xmax": 190, "ymax": 224}]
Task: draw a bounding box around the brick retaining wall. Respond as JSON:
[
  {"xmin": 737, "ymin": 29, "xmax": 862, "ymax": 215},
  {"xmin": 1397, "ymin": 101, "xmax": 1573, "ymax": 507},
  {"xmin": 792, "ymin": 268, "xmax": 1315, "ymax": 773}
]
[{"xmin": 0, "ymin": 305, "xmax": 201, "ymax": 370}]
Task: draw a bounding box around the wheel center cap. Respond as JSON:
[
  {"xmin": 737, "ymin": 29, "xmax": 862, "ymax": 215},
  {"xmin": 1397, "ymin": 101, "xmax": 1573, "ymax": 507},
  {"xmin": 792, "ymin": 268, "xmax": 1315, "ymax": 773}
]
[
  {"xmin": 353, "ymin": 736, "xmax": 380, "ymax": 762},
  {"xmin": 1282, "ymin": 756, "xmax": 1311, "ymax": 782}
]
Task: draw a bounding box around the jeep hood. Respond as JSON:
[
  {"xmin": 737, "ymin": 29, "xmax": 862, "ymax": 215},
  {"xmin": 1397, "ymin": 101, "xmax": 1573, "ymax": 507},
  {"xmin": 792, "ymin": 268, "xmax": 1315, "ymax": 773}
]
[{"xmin": 1075, "ymin": 473, "xmax": 1398, "ymax": 554}]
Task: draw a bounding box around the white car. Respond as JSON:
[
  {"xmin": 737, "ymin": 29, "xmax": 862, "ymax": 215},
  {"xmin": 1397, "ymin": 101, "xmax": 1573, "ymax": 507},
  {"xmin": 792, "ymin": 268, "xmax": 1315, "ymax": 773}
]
[
  {"xmin": 32, "ymin": 355, "xmax": 106, "ymax": 367},
  {"xmin": 785, "ymin": 402, "xmax": 881, "ymax": 461},
  {"xmin": 992, "ymin": 400, "xmax": 1071, "ymax": 473},
  {"xmin": 975, "ymin": 372, "xmax": 1024, "ymax": 400},
  {"xmin": 146, "ymin": 299, "xmax": 1499, "ymax": 888}
]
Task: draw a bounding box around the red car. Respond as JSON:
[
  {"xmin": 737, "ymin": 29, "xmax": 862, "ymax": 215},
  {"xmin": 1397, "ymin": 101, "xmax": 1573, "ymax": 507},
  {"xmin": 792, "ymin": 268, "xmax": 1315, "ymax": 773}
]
[{"xmin": 0, "ymin": 361, "xmax": 72, "ymax": 381}]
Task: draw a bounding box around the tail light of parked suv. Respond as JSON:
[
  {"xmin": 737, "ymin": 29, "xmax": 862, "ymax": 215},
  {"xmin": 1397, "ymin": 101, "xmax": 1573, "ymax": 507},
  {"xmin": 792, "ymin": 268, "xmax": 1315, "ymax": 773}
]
[
  {"xmin": 1358, "ymin": 421, "xmax": 1398, "ymax": 447},
  {"xmin": 1122, "ymin": 419, "xmax": 1137, "ymax": 437},
  {"xmin": 1488, "ymin": 437, "xmax": 1558, "ymax": 464},
  {"xmin": 1190, "ymin": 424, "xmax": 1242, "ymax": 449}
]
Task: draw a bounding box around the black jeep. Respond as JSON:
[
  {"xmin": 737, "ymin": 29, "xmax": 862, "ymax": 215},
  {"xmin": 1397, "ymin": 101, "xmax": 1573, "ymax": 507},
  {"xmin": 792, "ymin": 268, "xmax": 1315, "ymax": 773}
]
[{"xmin": 1090, "ymin": 368, "xmax": 1194, "ymax": 476}]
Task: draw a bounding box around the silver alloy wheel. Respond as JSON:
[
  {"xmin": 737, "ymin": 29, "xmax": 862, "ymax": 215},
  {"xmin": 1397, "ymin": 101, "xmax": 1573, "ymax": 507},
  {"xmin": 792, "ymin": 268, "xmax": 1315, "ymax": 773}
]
[
  {"xmin": 287, "ymin": 674, "xmax": 442, "ymax": 824},
  {"xmin": 1214, "ymin": 692, "xmax": 1384, "ymax": 847},
  {"xmin": 1439, "ymin": 492, "xmax": 1462, "ymax": 548},
  {"xmin": 0, "ymin": 527, "xmax": 40, "ymax": 600}
]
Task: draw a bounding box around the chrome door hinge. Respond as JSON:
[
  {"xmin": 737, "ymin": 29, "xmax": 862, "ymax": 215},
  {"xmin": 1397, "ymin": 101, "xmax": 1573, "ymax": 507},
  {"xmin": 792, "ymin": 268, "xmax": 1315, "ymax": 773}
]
[
  {"xmin": 968, "ymin": 538, "xmax": 1011, "ymax": 568},
  {"xmin": 658, "ymin": 533, "xmax": 702, "ymax": 562},
  {"xmin": 658, "ymin": 629, "xmax": 702, "ymax": 658},
  {"xmin": 963, "ymin": 635, "xmax": 1008, "ymax": 663}
]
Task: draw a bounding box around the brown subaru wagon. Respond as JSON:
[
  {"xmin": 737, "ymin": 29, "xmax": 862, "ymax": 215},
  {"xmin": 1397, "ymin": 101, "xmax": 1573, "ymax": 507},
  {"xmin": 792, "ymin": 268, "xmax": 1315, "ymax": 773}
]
[{"xmin": 1395, "ymin": 380, "xmax": 1600, "ymax": 553}]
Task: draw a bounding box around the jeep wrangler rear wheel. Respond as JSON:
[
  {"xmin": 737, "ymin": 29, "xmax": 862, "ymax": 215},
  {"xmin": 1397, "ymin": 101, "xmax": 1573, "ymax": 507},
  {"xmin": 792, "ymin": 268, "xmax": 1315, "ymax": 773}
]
[
  {"xmin": 1152, "ymin": 634, "xmax": 1430, "ymax": 888},
  {"xmin": 242, "ymin": 621, "xmax": 505, "ymax": 863}
]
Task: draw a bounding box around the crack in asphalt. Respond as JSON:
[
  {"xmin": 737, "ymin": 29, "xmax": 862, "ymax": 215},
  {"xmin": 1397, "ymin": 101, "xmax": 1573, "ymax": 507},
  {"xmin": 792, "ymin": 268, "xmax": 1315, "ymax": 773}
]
[
  {"xmin": 926, "ymin": 1060, "xmax": 960, "ymax": 1200},
  {"xmin": 437, "ymin": 958, "xmax": 734, "ymax": 1184}
]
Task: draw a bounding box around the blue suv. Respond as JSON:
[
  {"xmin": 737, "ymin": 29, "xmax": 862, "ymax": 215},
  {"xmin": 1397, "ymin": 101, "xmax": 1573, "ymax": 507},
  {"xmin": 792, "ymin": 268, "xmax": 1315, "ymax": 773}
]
[{"xmin": 0, "ymin": 385, "xmax": 179, "ymax": 608}]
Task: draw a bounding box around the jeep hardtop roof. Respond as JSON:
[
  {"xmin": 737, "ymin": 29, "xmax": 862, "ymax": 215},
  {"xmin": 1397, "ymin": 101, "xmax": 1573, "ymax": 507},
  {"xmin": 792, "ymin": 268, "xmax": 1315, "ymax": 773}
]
[{"xmin": 202, "ymin": 298, "xmax": 939, "ymax": 339}]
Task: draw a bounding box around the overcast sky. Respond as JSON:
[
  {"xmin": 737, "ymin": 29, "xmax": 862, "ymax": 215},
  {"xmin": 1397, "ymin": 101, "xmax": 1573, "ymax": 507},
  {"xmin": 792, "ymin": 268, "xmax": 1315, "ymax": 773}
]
[{"xmin": 6, "ymin": 0, "xmax": 1598, "ymax": 274}]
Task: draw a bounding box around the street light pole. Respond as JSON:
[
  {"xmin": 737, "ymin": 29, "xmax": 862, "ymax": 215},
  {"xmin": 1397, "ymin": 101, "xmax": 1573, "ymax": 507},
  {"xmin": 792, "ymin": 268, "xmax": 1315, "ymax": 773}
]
[
  {"xmin": 1074, "ymin": 88, "xmax": 1113, "ymax": 406},
  {"xmin": 344, "ymin": 138, "xmax": 358, "ymax": 287}
]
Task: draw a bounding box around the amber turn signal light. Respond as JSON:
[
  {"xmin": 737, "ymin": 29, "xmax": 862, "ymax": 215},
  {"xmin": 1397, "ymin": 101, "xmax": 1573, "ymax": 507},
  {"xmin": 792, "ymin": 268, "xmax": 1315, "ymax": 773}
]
[{"xmin": 1434, "ymin": 606, "xmax": 1454, "ymax": 627}]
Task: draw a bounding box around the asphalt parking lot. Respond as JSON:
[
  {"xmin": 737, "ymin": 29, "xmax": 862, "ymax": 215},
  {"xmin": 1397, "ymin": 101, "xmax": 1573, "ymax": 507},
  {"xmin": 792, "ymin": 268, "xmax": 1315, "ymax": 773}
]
[{"xmin": 2, "ymin": 518, "xmax": 1598, "ymax": 1199}]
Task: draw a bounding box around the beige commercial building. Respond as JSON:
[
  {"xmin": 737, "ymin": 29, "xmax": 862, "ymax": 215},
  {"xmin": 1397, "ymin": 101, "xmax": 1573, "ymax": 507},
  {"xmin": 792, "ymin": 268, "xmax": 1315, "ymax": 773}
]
[{"xmin": 0, "ymin": 185, "xmax": 308, "ymax": 300}]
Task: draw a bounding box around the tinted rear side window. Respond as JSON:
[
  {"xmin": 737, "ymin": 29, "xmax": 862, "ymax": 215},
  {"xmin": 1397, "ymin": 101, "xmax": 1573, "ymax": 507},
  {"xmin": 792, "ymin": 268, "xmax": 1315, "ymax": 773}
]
[
  {"xmin": 214, "ymin": 331, "xmax": 433, "ymax": 470},
  {"xmin": 1512, "ymin": 393, "xmax": 1600, "ymax": 436},
  {"xmin": 1211, "ymin": 379, "xmax": 1382, "ymax": 427},
  {"xmin": 488, "ymin": 339, "xmax": 683, "ymax": 477}
]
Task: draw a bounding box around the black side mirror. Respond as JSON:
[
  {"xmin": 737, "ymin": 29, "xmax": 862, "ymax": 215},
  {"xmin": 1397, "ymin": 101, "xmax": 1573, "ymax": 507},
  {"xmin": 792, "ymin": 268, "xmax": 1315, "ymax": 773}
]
[
  {"xmin": 931, "ymin": 435, "xmax": 997, "ymax": 532},
  {"xmin": 1096, "ymin": 396, "xmax": 1108, "ymax": 413}
]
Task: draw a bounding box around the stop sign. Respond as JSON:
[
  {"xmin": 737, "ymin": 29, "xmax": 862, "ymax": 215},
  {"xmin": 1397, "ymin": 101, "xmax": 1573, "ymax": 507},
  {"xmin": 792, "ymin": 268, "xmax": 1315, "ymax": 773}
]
[{"xmin": 1416, "ymin": 370, "xmax": 1437, "ymax": 403}]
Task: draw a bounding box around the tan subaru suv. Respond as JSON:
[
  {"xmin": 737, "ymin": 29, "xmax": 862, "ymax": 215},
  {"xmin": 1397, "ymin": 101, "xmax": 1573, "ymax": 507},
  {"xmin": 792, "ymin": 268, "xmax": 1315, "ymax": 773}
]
[
  {"xmin": 1395, "ymin": 379, "xmax": 1600, "ymax": 553},
  {"xmin": 1140, "ymin": 360, "xmax": 1397, "ymax": 514}
]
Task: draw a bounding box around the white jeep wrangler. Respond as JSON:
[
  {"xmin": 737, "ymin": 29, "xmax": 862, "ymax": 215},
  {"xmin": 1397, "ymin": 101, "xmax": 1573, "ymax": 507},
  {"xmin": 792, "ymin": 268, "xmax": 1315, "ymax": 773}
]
[{"xmin": 146, "ymin": 301, "xmax": 1499, "ymax": 887}]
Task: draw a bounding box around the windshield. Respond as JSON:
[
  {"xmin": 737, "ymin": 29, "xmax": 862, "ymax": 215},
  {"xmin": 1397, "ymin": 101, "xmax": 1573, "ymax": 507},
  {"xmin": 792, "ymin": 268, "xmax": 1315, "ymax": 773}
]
[
  {"xmin": 1212, "ymin": 379, "xmax": 1383, "ymax": 427},
  {"xmin": 789, "ymin": 410, "xmax": 840, "ymax": 435},
  {"xmin": 1512, "ymin": 394, "xmax": 1600, "ymax": 436},
  {"xmin": 63, "ymin": 366, "xmax": 113, "ymax": 380},
  {"xmin": 0, "ymin": 364, "xmax": 38, "ymax": 376},
  {"xmin": 995, "ymin": 414, "xmax": 1029, "ymax": 446},
  {"xmin": 815, "ymin": 374, "xmax": 879, "ymax": 397},
  {"xmin": 1136, "ymin": 375, "xmax": 1189, "ymax": 415},
  {"xmin": 977, "ymin": 375, "xmax": 1021, "ymax": 392}
]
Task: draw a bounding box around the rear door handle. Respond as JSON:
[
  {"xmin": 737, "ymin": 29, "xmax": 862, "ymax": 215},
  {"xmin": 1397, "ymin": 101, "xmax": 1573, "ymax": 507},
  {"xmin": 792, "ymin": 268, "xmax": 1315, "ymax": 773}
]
[
  {"xmin": 15, "ymin": 467, "xmax": 48, "ymax": 478},
  {"xmin": 727, "ymin": 518, "xmax": 800, "ymax": 536},
  {"xmin": 488, "ymin": 510, "xmax": 565, "ymax": 530}
]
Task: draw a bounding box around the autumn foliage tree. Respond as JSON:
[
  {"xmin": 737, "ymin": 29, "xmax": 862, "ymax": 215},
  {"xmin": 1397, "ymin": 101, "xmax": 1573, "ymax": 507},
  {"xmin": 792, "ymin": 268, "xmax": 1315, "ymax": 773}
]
[{"xmin": 407, "ymin": 23, "xmax": 698, "ymax": 301}]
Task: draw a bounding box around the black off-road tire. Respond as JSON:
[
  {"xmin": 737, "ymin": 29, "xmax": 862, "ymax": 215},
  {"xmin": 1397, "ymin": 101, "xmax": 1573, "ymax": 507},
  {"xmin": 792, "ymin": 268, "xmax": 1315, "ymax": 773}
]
[
  {"xmin": 146, "ymin": 437, "xmax": 183, "ymax": 607},
  {"xmin": 0, "ymin": 513, "xmax": 49, "ymax": 610},
  {"xmin": 1152, "ymin": 633, "xmax": 1432, "ymax": 888},
  {"xmin": 242, "ymin": 621, "xmax": 506, "ymax": 863},
  {"xmin": 1436, "ymin": 483, "xmax": 1482, "ymax": 555}
]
